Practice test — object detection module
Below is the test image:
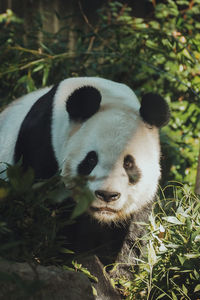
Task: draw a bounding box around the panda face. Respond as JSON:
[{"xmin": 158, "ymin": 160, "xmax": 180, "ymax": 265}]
[{"xmin": 61, "ymin": 107, "xmax": 161, "ymax": 224}]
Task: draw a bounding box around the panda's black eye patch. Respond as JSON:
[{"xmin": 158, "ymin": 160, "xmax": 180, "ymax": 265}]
[
  {"xmin": 78, "ymin": 151, "xmax": 98, "ymax": 176},
  {"xmin": 123, "ymin": 155, "xmax": 141, "ymax": 184},
  {"xmin": 123, "ymin": 155, "xmax": 134, "ymax": 170}
]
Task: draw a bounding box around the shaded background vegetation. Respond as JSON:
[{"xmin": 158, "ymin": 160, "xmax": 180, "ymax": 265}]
[{"xmin": 0, "ymin": 0, "xmax": 200, "ymax": 188}]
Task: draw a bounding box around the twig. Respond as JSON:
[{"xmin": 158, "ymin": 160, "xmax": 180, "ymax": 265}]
[
  {"xmin": 180, "ymin": 0, "xmax": 194, "ymax": 14},
  {"xmin": 195, "ymin": 142, "xmax": 200, "ymax": 194},
  {"xmin": 78, "ymin": 1, "xmax": 115, "ymax": 52},
  {"xmin": 152, "ymin": 0, "xmax": 156, "ymax": 8},
  {"xmin": 8, "ymin": 45, "xmax": 52, "ymax": 58}
]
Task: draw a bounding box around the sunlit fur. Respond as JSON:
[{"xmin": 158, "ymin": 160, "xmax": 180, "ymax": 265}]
[
  {"xmin": 56, "ymin": 78, "xmax": 161, "ymax": 224},
  {"xmin": 61, "ymin": 109, "xmax": 160, "ymax": 224}
]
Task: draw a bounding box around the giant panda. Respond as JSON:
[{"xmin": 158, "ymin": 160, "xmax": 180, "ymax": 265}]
[{"xmin": 0, "ymin": 77, "xmax": 170, "ymax": 282}]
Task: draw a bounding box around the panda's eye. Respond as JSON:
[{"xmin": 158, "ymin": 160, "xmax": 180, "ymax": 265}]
[
  {"xmin": 78, "ymin": 151, "xmax": 98, "ymax": 176},
  {"xmin": 123, "ymin": 155, "xmax": 134, "ymax": 170},
  {"xmin": 123, "ymin": 155, "xmax": 141, "ymax": 184}
]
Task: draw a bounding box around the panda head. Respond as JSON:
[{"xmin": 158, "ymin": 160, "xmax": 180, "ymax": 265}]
[{"xmin": 58, "ymin": 79, "xmax": 170, "ymax": 224}]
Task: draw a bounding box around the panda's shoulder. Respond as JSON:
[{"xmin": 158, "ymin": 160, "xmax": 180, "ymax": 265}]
[{"xmin": 1, "ymin": 86, "xmax": 52, "ymax": 120}]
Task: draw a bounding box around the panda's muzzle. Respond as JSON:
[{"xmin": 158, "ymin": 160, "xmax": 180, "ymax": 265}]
[
  {"xmin": 95, "ymin": 190, "xmax": 121, "ymax": 203},
  {"xmin": 90, "ymin": 206, "xmax": 117, "ymax": 213}
]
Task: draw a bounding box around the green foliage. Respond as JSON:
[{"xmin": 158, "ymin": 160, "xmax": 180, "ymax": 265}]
[
  {"xmin": 1, "ymin": 166, "xmax": 200, "ymax": 299},
  {"xmin": 0, "ymin": 164, "xmax": 93, "ymax": 264},
  {"xmin": 118, "ymin": 185, "xmax": 200, "ymax": 299},
  {"xmin": 64, "ymin": 260, "xmax": 98, "ymax": 283}
]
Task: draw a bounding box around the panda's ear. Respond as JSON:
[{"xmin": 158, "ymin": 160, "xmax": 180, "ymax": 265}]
[
  {"xmin": 139, "ymin": 93, "xmax": 170, "ymax": 128},
  {"xmin": 66, "ymin": 86, "xmax": 102, "ymax": 121}
]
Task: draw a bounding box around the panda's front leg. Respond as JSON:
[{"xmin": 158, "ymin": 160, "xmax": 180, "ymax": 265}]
[
  {"xmin": 109, "ymin": 201, "xmax": 152, "ymax": 280},
  {"xmin": 79, "ymin": 255, "xmax": 122, "ymax": 300}
]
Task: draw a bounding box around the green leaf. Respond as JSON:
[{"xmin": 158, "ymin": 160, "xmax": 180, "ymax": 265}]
[
  {"xmin": 92, "ymin": 286, "xmax": 98, "ymax": 297},
  {"xmin": 194, "ymin": 284, "xmax": 200, "ymax": 293},
  {"xmin": 148, "ymin": 241, "xmax": 157, "ymax": 266},
  {"xmin": 182, "ymin": 284, "xmax": 188, "ymax": 295},
  {"xmin": 184, "ymin": 253, "xmax": 200, "ymax": 259},
  {"xmin": 171, "ymin": 291, "xmax": 178, "ymax": 300},
  {"xmin": 70, "ymin": 190, "xmax": 94, "ymax": 219},
  {"xmin": 42, "ymin": 65, "xmax": 50, "ymax": 87},
  {"xmin": 177, "ymin": 0, "xmax": 190, "ymax": 4},
  {"xmin": 166, "ymin": 243, "xmax": 180, "ymax": 249},
  {"xmin": 69, "ymin": 177, "xmax": 94, "ymax": 219},
  {"xmin": 7, "ymin": 164, "xmax": 34, "ymax": 193},
  {"xmin": 72, "ymin": 261, "xmax": 98, "ymax": 282},
  {"xmin": 59, "ymin": 248, "xmax": 74, "ymax": 254},
  {"xmin": 156, "ymin": 293, "xmax": 169, "ymax": 299},
  {"xmin": 162, "ymin": 216, "xmax": 183, "ymax": 225},
  {"xmin": 178, "ymin": 255, "xmax": 186, "ymax": 265},
  {"xmin": 33, "ymin": 64, "xmax": 44, "ymax": 73},
  {"xmin": 191, "ymin": 227, "xmax": 200, "ymax": 241},
  {"xmin": 40, "ymin": 42, "xmax": 54, "ymax": 55}
]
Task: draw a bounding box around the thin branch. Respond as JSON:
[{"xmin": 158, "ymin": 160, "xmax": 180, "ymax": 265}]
[
  {"xmin": 8, "ymin": 45, "xmax": 52, "ymax": 58},
  {"xmin": 195, "ymin": 142, "xmax": 200, "ymax": 194},
  {"xmin": 78, "ymin": 1, "xmax": 115, "ymax": 52},
  {"xmin": 152, "ymin": 0, "xmax": 156, "ymax": 8},
  {"xmin": 180, "ymin": 0, "xmax": 194, "ymax": 14}
]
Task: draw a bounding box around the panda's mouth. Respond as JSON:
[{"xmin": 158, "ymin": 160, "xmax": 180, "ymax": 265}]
[
  {"xmin": 89, "ymin": 206, "xmax": 118, "ymax": 213},
  {"xmin": 89, "ymin": 206, "xmax": 128, "ymax": 223}
]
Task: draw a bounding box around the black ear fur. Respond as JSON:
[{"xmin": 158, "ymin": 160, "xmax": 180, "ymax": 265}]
[
  {"xmin": 140, "ymin": 93, "xmax": 170, "ymax": 128},
  {"xmin": 66, "ymin": 86, "xmax": 102, "ymax": 121}
]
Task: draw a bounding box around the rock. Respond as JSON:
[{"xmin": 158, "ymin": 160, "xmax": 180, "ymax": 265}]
[{"xmin": 0, "ymin": 260, "xmax": 95, "ymax": 300}]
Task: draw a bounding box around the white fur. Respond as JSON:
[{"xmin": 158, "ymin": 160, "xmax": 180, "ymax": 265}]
[
  {"xmin": 0, "ymin": 77, "xmax": 161, "ymax": 223},
  {"xmin": 51, "ymin": 77, "xmax": 140, "ymax": 166},
  {"xmin": 61, "ymin": 107, "xmax": 160, "ymax": 223},
  {"xmin": 0, "ymin": 87, "xmax": 51, "ymax": 176}
]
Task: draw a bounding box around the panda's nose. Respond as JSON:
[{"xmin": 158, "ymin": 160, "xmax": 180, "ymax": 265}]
[{"xmin": 95, "ymin": 190, "xmax": 121, "ymax": 202}]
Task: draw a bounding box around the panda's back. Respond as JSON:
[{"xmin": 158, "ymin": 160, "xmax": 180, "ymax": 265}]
[{"xmin": 0, "ymin": 87, "xmax": 51, "ymax": 170}]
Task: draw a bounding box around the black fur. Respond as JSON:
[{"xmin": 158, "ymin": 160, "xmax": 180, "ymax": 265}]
[
  {"xmin": 77, "ymin": 151, "xmax": 98, "ymax": 176},
  {"xmin": 64, "ymin": 201, "xmax": 152, "ymax": 278},
  {"xmin": 14, "ymin": 85, "xmax": 59, "ymax": 179},
  {"xmin": 66, "ymin": 214, "xmax": 129, "ymax": 265},
  {"xmin": 66, "ymin": 86, "xmax": 101, "ymax": 121},
  {"xmin": 140, "ymin": 93, "xmax": 170, "ymax": 128}
]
